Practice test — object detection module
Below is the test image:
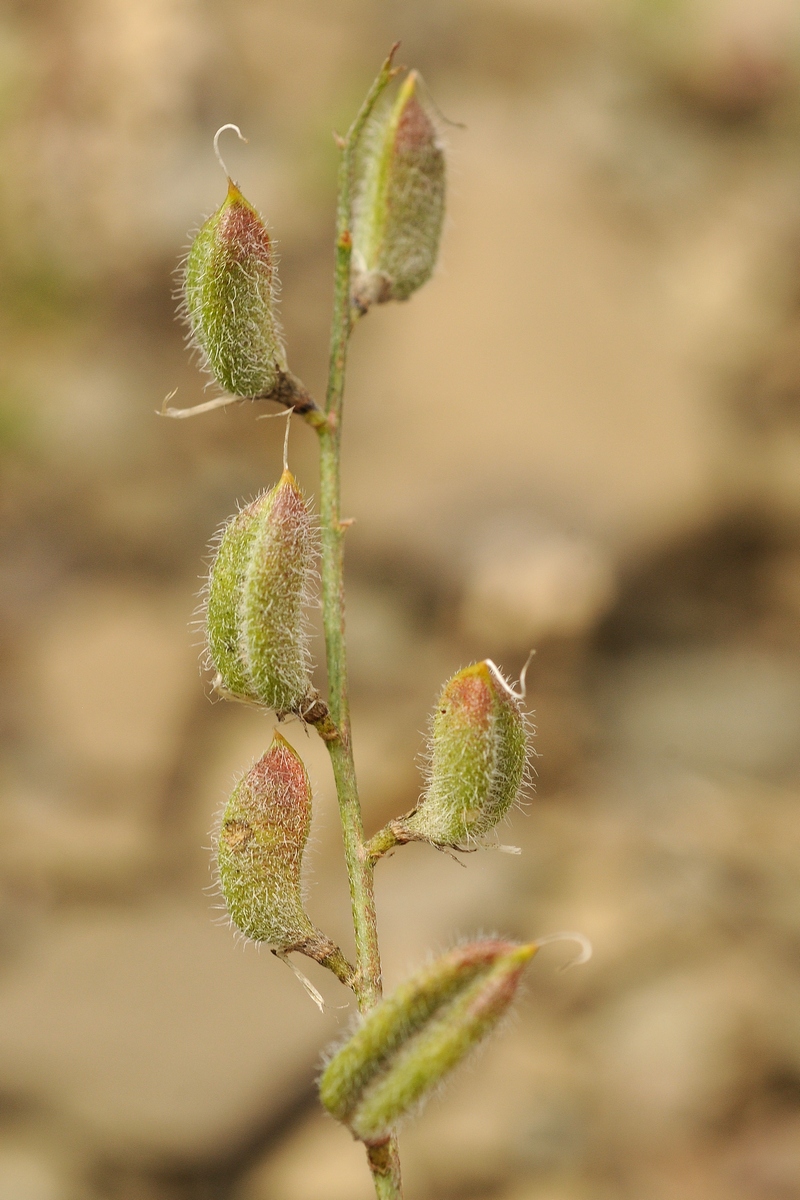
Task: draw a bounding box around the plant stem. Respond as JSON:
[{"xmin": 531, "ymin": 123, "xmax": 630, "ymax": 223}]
[
  {"xmin": 315, "ymin": 420, "xmax": 382, "ymax": 1004},
  {"xmin": 366, "ymin": 1141, "xmax": 404, "ymax": 1199},
  {"xmin": 365, "ymin": 822, "xmax": 403, "ymax": 863},
  {"xmin": 313, "ymin": 46, "xmax": 404, "ymax": 1200}
]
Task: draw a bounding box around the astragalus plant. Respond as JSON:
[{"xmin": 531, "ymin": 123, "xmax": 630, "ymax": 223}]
[{"xmin": 168, "ymin": 47, "xmax": 587, "ymax": 1200}]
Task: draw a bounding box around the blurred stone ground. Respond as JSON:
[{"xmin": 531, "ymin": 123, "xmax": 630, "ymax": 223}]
[{"xmin": 1, "ymin": 0, "xmax": 800, "ymax": 1197}]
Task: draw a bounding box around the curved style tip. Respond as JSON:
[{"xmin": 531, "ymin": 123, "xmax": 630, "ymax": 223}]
[
  {"xmin": 213, "ymin": 123, "xmax": 248, "ymax": 181},
  {"xmin": 484, "ymin": 653, "xmax": 535, "ymax": 702},
  {"xmin": 533, "ymin": 931, "xmax": 593, "ymax": 972},
  {"xmin": 282, "ymin": 406, "xmax": 292, "ymax": 471}
]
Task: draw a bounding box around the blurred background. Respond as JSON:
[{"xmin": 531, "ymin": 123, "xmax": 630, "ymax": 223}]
[{"xmin": 1, "ymin": 0, "xmax": 800, "ymax": 1197}]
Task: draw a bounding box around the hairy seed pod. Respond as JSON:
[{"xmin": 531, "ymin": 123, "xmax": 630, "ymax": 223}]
[
  {"xmin": 240, "ymin": 470, "xmax": 316, "ymax": 711},
  {"xmin": 205, "ymin": 493, "xmax": 270, "ymax": 703},
  {"xmin": 205, "ymin": 470, "xmax": 316, "ymax": 713},
  {"xmin": 217, "ymin": 731, "xmax": 317, "ymax": 947},
  {"xmin": 399, "ymin": 661, "xmax": 527, "ymax": 847},
  {"xmin": 216, "ymin": 733, "xmax": 351, "ymax": 989},
  {"xmin": 183, "ymin": 178, "xmax": 285, "ymax": 397},
  {"xmin": 352, "ymin": 70, "xmax": 445, "ymax": 309},
  {"xmin": 320, "ymin": 939, "xmax": 536, "ymax": 1142}
]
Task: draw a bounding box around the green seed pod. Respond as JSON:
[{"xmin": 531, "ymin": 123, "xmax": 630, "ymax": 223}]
[
  {"xmin": 320, "ymin": 939, "xmax": 536, "ymax": 1143},
  {"xmin": 217, "ymin": 731, "xmax": 317, "ymax": 947},
  {"xmin": 240, "ymin": 469, "xmax": 316, "ymax": 711},
  {"xmin": 216, "ymin": 733, "xmax": 351, "ymax": 986},
  {"xmin": 205, "ymin": 470, "xmax": 316, "ymax": 713},
  {"xmin": 183, "ymin": 178, "xmax": 286, "ymax": 397},
  {"xmin": 205, "ymin": 493, "xmax": 270, "ymax": 703},
  {"xmin": 398, "ymin": 660, "xmax": 528, "ymax": 847},
  {"xmin": 352, "ymin": 70, "xmax": 445, "ymax": 310}
]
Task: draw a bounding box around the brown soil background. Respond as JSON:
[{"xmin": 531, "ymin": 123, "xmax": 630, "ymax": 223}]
[{"xmin": 1, "ymin": 1, "xmax": 800, "ymax": 1197}]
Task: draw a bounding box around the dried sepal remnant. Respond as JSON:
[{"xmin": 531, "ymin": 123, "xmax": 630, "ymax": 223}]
[
  {"xmin": 397, "ymin": 661, "xmax": 528, "ymax": 848},
  {"xmin": 352, "ymin": 70, "xmax": 446, "ymax": 310},
  {"xmin": 183, "ymin": 178, "xmax": 286, "ymax": 397},
  {"xmin": 320, "ymin": 939, "xmax": 536, "ymax": 1143},
  {"xmin": 205, "ymin": 470, "xmax": 316, "ymax": 713}
]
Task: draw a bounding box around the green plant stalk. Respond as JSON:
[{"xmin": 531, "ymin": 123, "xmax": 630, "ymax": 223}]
[
  {"xmin": 366, "ymin": 1140, "xmax": 403, "ymax": 1199},
  {"xmin": 314, "ymin": 46, "xmax": 404, "ymax": 1200}
]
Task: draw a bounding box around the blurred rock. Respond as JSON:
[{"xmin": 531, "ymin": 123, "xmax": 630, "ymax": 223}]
[
  {"xmin": 626, "ymin": 0, "xmax": 800, "ymax": 117},
  {"xmin": 723, "ymin": 1112, "xmax": 800, "ymax": 1199},
  {"xmin": 599, "ymin": 647, "xmax": 800, "ymax": 776},
  {"xmin": 0, "ymin": 0, "xmax": 206, "ymax": 277},
  {"xmin": 498, "ymin": 1185, "xmax": 592, "ymax": 1200},
  {"xmin": 25, "ymin": 582, "xmax": 197, "ymax": 783},
  {"xmin": 0, "ymin": 583, "xmax": 201, "ymax": 896},
  {"xmin": 592, "ymin": 955, "xmax": 776, "ymax": 1154},
  {"xmin": 0, "ymin": 1140, "xmax": 70, "ymax": 1200},
  {"xmin": 235, "ymin": 1110, "xmax": 373, "ymax": 1200},
  {"xmin": 460, "ymin": 527, "xmax": 616, "ymax": 647},
  {"xmin": 0, "ymin": 784, "xmax": 158, "ymax": 897},
  {"xmin": 0, "ymin": 899, "xmax": 348, "ymax": 1161}
]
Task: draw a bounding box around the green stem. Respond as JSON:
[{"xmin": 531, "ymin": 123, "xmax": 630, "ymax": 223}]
[
  {"xmin": 366, "ymin": 1141, "xmax": 403, "ymax": 1199},
  {"xmin": 365, "ymin": 821, "xmax": 404, "ymax": 863},
  {"xmin": 313, "ymin": 46, "xmax": 404, "ymax": 1200}
]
